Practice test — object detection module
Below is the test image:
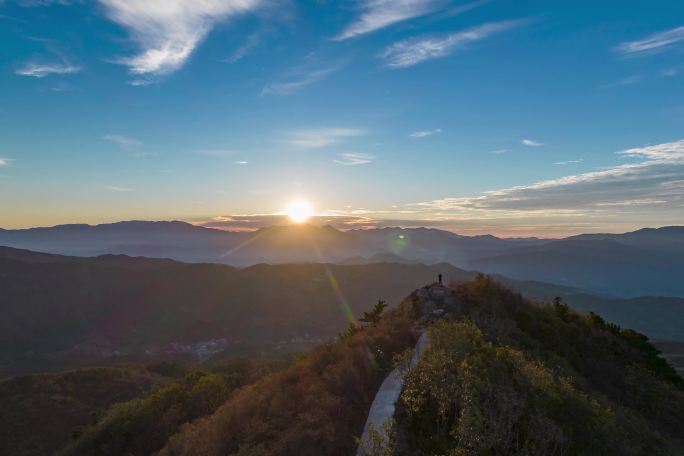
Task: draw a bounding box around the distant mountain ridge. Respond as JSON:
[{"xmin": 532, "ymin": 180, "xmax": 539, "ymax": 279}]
[
  {"xmin": 474, "ymin": 235, "xmax": 684, "ymax": 297},
  {"xmin": 1, "ymin": 221, "xmax": 684, "ymax": 297},
  {"xmin": 0, "ymin": 220, "xmax": 546, "ymax": 267}
]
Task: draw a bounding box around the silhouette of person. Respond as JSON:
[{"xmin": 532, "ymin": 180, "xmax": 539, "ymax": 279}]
[{"xmin": 438, "ymin": 273, "xmax": 443, "ymax": 285}]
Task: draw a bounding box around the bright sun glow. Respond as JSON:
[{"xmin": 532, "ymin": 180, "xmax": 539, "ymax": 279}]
[{"xmin": 285, "ymin": 200, "xmax": 314, "ymax": 224}]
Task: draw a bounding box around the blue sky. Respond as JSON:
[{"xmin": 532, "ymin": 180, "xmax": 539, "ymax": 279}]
[{"xmin": 1, "ymin": 0, "xmax": 683, "ymax": 236}]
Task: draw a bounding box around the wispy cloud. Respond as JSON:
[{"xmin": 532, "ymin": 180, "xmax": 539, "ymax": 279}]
[
  {"xmin": 595, "ymin": 198, "xmax": 667, "ymax": 207},
  {"xmin": 617, "ymin": 140, "xmax": 684, "ymax": 160},
  {"xmin": 601, "ymin": 75, "xmax": 641, "ymax": 89},
  {"xmin": 99, "ymin": 0, "xmax": 262, "ymax": 79},
  {"xmin": 490, "ymin": 149, "xmax": 507, "ymax": 155},
  {"xmin": 51, "ymin": 82, "xmax": 73, "ymax": 92},
  {"xmin": 430, "ymin": 0, "xmax": 489, "ymax": 22},
  {"xmin": 616, "ymin": 25, "xmax": 684, "ymax": 55},
  {"xmin": 522, "ymin": 139, "xmax": 544, "ymax": 147},
  {"xmin": 0, "ymin": 158, "xmax": 14, "ymax": 166},
  {"xmin": 128, "ymin": 78, "xmax": 153, "ymax": 87},
  {"xmin": 333, "ymin": 152, "xmax": 375, "ymax": 166},
  {"xmin": 15, "ymin": 61, "xmax": 80, "ymax": 78},
  {"xmin": 409, "ymin": 128, "xmax": 442, "ymax": 138},
  {"xmin": 261, "ymin": 66, "xmax": 338, "ymax": 96},
  {"xmin": 412, "ymin": 139, "xmax": 684, "ymax": 224},
  {"xmin": 554, "ymin": 159, "xmax": 583, "ymax": 165},
  {"xmin": 225, "ymin": 33, "xmax": 260, "ymax": 63},
  {"xmin": 285, "ymin": 127, "xmax": 366, "ymax": 149},
  {"xmin": 103, "ymin": 134, "xmax": 141, "ymax": 149},
  {"xmin": 233, "ymin": 160, "xmax": 248, "ymax": 165},
  {"xmin": 335, "ymin": 0, "xmax": 444, "ymax": 41},
  {"xmin": 104, "ymin": 185, "xmax": 133, "ymax": 192},
  {"xmin": 380, "ymin": 19, "xmax": 529, "ymax": 68},
  {"xmin": 18, "ymin": 0, "xmax": 76, "ymax": 5},
  {"xmin": 195, "ymin": 149, "xmax": 238, "ymax": 157}
]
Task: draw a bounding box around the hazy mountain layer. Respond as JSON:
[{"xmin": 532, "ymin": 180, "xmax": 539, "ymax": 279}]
[{"xmin": 2, "ymin": 221, "xmax": 683, "ymax": 297}]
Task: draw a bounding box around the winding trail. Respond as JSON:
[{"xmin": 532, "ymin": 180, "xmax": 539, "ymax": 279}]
[{"xmin": 356, "ymin": 330, "xmax": 430, "ymax": 456}]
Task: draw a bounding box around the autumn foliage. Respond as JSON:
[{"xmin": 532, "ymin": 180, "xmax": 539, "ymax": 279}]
[{"xmin": 392, "ymin": 276, "xmax": 684, "ymax": 455}]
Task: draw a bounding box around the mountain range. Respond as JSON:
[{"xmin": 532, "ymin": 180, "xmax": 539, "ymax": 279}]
[
  {"xmin": 2, "ymin": 245, "xmax": 684, "ymax": 377},
  {"xmin": 2, "ymin": 221, "xmax": 684, "ymax": 297}
]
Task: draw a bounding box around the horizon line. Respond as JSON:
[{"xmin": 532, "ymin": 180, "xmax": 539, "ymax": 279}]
[{"xmin": 2, "ymin": 218, "xmax": 682, "ymax": 240}]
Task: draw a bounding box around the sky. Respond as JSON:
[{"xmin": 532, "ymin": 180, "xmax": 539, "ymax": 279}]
[{"xmin": 1, "ymin": 0, "xmax": 683, "ymax": 237}]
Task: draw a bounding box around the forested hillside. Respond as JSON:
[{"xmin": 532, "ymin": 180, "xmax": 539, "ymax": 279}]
[
  {"xmin": 18, "ymin": 277, "xmax": 681, "ymax": 456},
  {"xmin": 391, "ymin": 277, "xmax": 684, "ymax": 454},
  {"xmin": 61, "ymin": 308, "xmax": 417, "ymax": 456},
  {"xmin": 0, "ymin": 364, "xmax": 182, "ymax": 456}
]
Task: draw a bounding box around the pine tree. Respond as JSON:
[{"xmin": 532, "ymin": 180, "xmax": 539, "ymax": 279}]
[{"xmin": 359, "ymin": 300, "xmax": 387, "ymax": 326}]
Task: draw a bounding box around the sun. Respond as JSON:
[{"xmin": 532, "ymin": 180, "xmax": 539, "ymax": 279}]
[{"xmin": 285, "ymin": 200, "xmax": 314, "ymax": 224}]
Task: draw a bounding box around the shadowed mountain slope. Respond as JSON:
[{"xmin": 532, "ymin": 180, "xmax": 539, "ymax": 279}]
[
  {"xmin": 472, "ymin": 237, "xmax": 684, "ymax": 297},
  {"xmin": 0, "ymin": 246, "xmax": 474, "ymax": 375}
]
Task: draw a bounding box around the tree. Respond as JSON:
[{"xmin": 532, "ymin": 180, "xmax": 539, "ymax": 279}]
[{"xmin": 360, "ymin": 300, "xmax": 387, "ymax": 326}]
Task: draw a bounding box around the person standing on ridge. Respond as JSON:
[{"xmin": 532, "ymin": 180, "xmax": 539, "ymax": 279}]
[{"xmin": 438, "ymin": 273, "xmax": 443, "ymax": 285}]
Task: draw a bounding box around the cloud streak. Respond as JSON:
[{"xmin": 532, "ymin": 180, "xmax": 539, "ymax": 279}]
[
  {"xmin": 0, "ymin": 158, "xmax": 14, "ymax": 166},
  {"xmin": 617, "ymin": 24, "xmax": 684, "ymax": 55},
  {"xmin": 285, "ymin": 127, "xmax": 366, "ymax": 149},
  {"xmin": 226, "ymin": 32, "xmax": 260, "ymax": 63},
  {"xmin": 380, "ymin": 19, "xmax": 528, "ymax": 68},
  {"xmin": 409, "ymin": 128, "xmax": 442, "ymax": 138},
  {"xmin": 103, "ymin": 134, "xmax": 141, "ymax": 149},
  {"xmin": 333, "ymin": 152, "xmax": 375, "ymax": 166},
  {"xmin": 522, "ymin": 138, "xmax": 543, "ymax": 147},
  {"xmin": 412, "ymin": 140, "xmax": 684, "ymax": 222},
  {"xmin": 335, "ymin": 0, "xmax": 443, "ymax": 41},
  {"xmin": 261, "ymin": 66, "xmax": 338, "ymax": 96},
  {"xmin": 601, "ymin": 75, "xmax": 641, "ymax": 89},
  {"xmin": 554, "ymin": 159, "xmax": 583, "ymax": 165},
  {"xmin": 104, "ymin": 185, "xmax": 133, "ymax": 192},
  {"xmin": 99, "ymin": 0, "xmax": 262, "ymax": 78},
  {"xmin": 195, "ymin": 149, "xmax": 238, "ymax": 157},
  {"xmin": 15, "ymin": 61, "xmax": 80, "ymax": 78}
]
